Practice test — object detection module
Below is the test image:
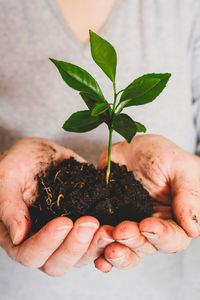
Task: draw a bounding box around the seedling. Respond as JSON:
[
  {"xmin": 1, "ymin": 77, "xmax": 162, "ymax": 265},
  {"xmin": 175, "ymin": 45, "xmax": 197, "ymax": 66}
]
[{"xmin": 50, "ymin": 30, "xmax": 171, "ymax": 183}]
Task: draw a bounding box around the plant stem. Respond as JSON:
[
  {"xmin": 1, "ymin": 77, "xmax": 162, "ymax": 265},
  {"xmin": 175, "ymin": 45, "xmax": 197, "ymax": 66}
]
[
  {"xmin": 116, "ymin": 89, "xmax": 124, "ymax": 97},
  {"xmin": 116, "ymin": 99, "xmax": 130, "ymax": 115},
  {"xmin": 113, "ymin": 82, "xmax": 117, "ymax": 109},
  {"xmin": 106, "ymin": 127, "xmax": 113, "ymax": 184},
  {"xmin": 106, "ymin": 82, "xmax": 117, "ymax": 184}
]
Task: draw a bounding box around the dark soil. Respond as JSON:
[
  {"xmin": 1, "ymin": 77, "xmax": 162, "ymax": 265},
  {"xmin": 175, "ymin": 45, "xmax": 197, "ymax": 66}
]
[{"xmin": 29, "ymin": 157, "xmax": 154, "ymax": 233}]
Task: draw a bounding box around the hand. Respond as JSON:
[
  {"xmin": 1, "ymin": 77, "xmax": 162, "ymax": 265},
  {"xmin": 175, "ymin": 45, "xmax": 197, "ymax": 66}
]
[
  {"xmin": 95, "ymin": 134, "xmax": 200, "ymax": 272},
  {"xmin": 0, "ymin": 137, "xmax": 101, "ymax": 276}
]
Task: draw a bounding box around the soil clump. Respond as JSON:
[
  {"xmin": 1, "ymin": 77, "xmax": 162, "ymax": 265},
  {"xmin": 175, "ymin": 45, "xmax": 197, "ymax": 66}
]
[{"xmin": 29, "ymin": 157, "xmax": 154, "ymax": 232}]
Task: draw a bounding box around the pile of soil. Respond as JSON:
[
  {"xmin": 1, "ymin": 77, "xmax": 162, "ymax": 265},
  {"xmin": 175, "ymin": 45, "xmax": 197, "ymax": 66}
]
[{"xmin": 29, "ymin": 157, "xmax": 154, "ymax": 233}]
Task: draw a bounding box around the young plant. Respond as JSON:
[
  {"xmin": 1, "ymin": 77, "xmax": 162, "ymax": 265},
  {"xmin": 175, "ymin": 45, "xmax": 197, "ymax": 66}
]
[{"xmin": 50, "ymin": 30, "xmax": 171, "ymax": 183}]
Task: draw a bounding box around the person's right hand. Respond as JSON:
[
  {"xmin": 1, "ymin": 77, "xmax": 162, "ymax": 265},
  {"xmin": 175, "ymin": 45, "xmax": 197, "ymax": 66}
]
[{"xmin": 0, "ymin": 137, "xmax": 101, "ymax": 276}]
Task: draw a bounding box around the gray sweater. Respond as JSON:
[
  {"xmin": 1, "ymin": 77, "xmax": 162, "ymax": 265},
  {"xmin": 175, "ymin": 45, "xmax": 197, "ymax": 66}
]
[{"xmin": 0, "ymin": 0, "xmax": 200, "ymax": 299}]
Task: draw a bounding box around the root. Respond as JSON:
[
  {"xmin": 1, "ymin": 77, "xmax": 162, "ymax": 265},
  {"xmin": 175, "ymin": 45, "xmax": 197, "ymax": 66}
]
[{"xmin": 57, "ymin": 194, "xmax": 64, "ymax": 208}]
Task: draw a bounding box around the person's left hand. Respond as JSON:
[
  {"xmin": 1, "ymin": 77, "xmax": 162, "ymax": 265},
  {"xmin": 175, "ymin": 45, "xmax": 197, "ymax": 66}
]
[{"xmin": 92, "ymin": 134, "xmax": 200, "ymax": 272}]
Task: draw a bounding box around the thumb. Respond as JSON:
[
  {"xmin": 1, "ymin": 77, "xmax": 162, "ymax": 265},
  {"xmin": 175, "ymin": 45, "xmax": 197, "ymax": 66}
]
[
  {"xmin": 0, "ymin": 182, "xmax": 31, "ymax": 245},
  {"xmin": 171, "ymin": 155, "xmax": 200, "ymax": 238}
]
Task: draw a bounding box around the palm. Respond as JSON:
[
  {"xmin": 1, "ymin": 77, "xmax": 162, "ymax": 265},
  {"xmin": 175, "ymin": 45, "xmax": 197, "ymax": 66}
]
[
  {"xmin": 98, "ymin": 134, "xmax": 200, "ymax": 235},
  {"xmin": 1, "ymin": 138, "xmax": 86, "ymax": 207},
  {"xmin": 98, "ymin": 135, "xmax": 178, "ymax": 220},
  {"xmin": 121, "ymin": 136, "xmax": 173, "ymax": 220}
]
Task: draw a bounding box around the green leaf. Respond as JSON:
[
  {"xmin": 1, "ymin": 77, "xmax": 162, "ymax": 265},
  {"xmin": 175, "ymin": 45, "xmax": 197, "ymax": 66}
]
[
  {"xmin": 79, "ymin": 92, "xmax": 111, "ymax": 125},
  {"xmin": 49, "ymin": 58, "xmax": 104, "ymax": 98},
  {"xmin": 121, "ymin": 77, "xmax": 160, "ymax": 101},
  {"xmin": 89, "ymin": 30, "xmax": 117, "ymax": 83},
  {"xmin": 134, "ymin": 121, "xmax": 146, "ymax": 133},
  {"xmin": 112, "ymin": 113, "xmax": 137, "ymax": 143},
  {"xmin": 63, "ymin": 110, "xmax": 103, "ymax": 133},
  {"xmin": 91, "ymin": 103, "xmax": 111, "ymax": 116},
  {"xmin": 79, "ymin": 92, "xmax": 107, "ymax": 111},
  {"xmin": 120, "ymin": 73, "xmax": 171, "ymax": 107}
]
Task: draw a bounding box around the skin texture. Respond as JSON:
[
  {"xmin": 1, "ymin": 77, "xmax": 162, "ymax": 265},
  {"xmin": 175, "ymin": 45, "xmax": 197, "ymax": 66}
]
[
  {"xmin": 0, "ymin": 137, "xmax": 112, "ymax": 277},
  {"xmin": 0, "ymin": 135, "xmax": 199, "ymax": 275},
  {"xmin": 93, "ymin": 134, "xmax": 200, "ymax": 272}
]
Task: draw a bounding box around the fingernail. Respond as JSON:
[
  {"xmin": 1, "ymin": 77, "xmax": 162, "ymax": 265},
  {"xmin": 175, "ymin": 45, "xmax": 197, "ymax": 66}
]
[
  {"xmin": 141, "ymin": 232, "xmax": 158, "ymax": 239},
  {"xmin": 10, "ymin": 220, "xmax": 21, "ymax": 244},
  {"xmin": 115, "ymin": 237, "xmax": 137, "ymax": 248},
  {"xmin": 54, "ymin": 225, "xmax": 72, "ymax": 240},
  {"xmin": 77, "ymin": 222, "xmax": 98, "ymax": 242},
  {"xmin": 98, "ymin": 236, "xmax": 115, "ymax": 248},
  {"xmin": 116, "ymin": 237, "xmax": 135, "ymax": 243},
  {"xmin": 107, "ymin": 254, "xmax": 126, "ymax": 264}
]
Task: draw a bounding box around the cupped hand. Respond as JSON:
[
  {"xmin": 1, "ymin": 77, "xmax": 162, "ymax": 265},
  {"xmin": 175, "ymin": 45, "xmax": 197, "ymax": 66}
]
[
  {"xmin": 95, "ymin": 134, "xmax": 200, "ymax": 272},
  {"xmin": 0, "ymin": 137, "xmax": 102, "ymax": 276}
]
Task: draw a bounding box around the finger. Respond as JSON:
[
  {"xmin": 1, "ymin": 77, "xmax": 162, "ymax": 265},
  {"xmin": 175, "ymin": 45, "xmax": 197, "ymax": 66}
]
[
  {"xmin": 171, "ymin": 154, "xmax": 200, "ymax": 238},
  {"xmin": 139, "ymin": 217, "xmax": 191, "ymax": 253},
  {"xmin": 0, "ymin": 217, "xmax": 73, "ymax": 267},
  {"xmin": 75, "ymin": 225, "xmax": 114, "ymax": 267},
  {"xmin": 153, "ymin": 204, "xmax": 172, "ymax": 219},
  {"xmin": 152, "ymin": 211, "xmax": 172, "ymax": 219},
  {"xmin": 17, "ymin": 137, "xmax": 87, "ymax": 165},
  {"xmin": 42, "ymin": 216, "xmax": 99, "ymax": 277},
  {"xmin": 0, "ymin": 179, "xmax": 31, "ymax": 245},
  {"xmin": 104, "ymin": 242, "xmax": 140, "ymax": 270},
  {"xmin": 94, "ymin": 256, "xmax": 113, "ymax": 273},
  {"xmin": 112, "ymin": 221, "xmax": 157, "ymax": 257}
]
